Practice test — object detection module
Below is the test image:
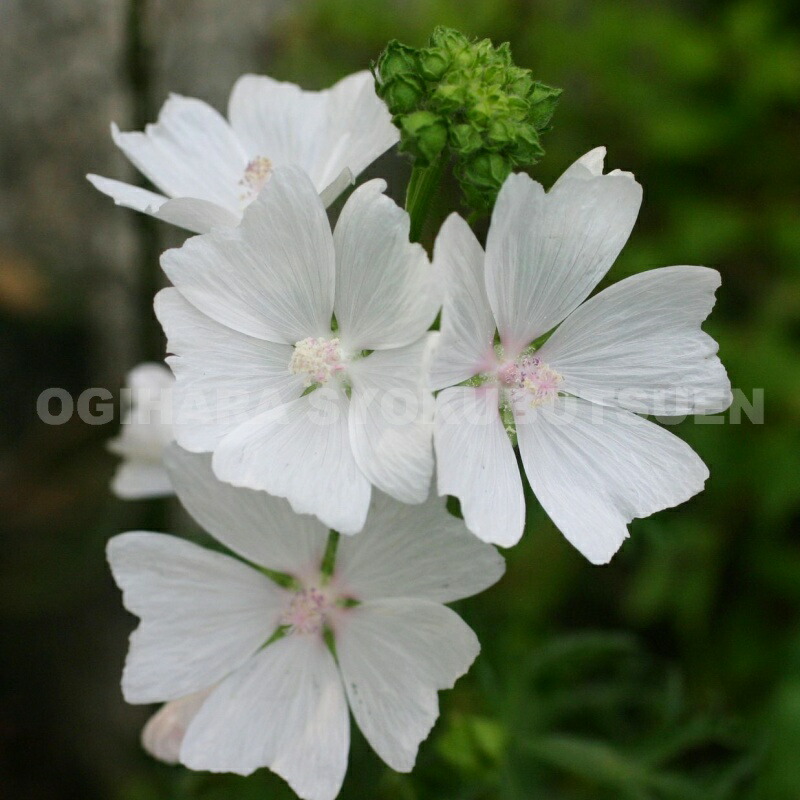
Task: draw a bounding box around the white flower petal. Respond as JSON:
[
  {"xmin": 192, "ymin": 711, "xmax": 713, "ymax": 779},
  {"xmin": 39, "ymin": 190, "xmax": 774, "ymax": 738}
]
[
  {"xmin": 107, "ymin": 362, "xmax": 174, "ymax": 499},
  {"xmin": 142, "ymin": 689, "xmax": 212, "ymax": 765},
  {"xmin": 161, "ymin": 165, "xmax": 336, "ymax": 343},
  {"xmin": 111, "ymin": 96, "xmax": 248, "ymax": 212},
  {"xmin": 107, "ymin": 532, "xmax": 286, "ymax": 704},
  {"xmin": 434, "ymin": 387, "xmax": 525, "ymax": 547},
  {"xmin": 537, "ymin": 266, "xmax": 732, "ymax": 415},
  {"xmin": 154, "ymin": 197, "xmax": 240, "ymax": 233},
  {"xmin": 111, "ymin": 460, "xmax": 173, "ymax": 499},
  {"xmin": 212, "ymin": 389, "xmax": 371, "ymax": 534},
  {"xmin": 515, "ymin": 396, "xmax": 709, "ymax": 564},
  {"xmin": 228, "ymin": 75, "xmax": 330, "ymax": 179},
  {"xmin": 347, "ymin": 336, "xmax": 435, "ymax": 505},
  {"xmin": 124, "ymin": 362, "xmax": 175, "ymax": 394},
  {"xmin": 333, "ymin": 179, "xmax": 437, "ymax": 351},
  {"xmin": 155, "ymin": 288, "xmax": 303, "ymax": 452},
  {"xmin": 181, "ymin": 634, "xmax": 349, "ymax": 800},
  {"xmin": 430, "ymin": 214, "xmax": 497, "ymax": 390},
  {"xmin": 484, "ymin": 157, "xmax": 643, "ymax": 355},
  {"xmin": 550, "ymin": 145, "xmax": 608, "ymax": 185},
  {"xmin": 164, "ymin": 445, "xmax": 329, "ymax": 578},
  {"xmin": 86, "ymin": 174, "xmax": 168, "ymax": 214},
  {"xmin": 228, "ymin": 71, "xmax": 397, "ymax": 201},
  {"xmin": 334, "ymin": 491, "xmax": 505, "ymax": 604},
  {"xmin": 336, "ymin": 598, "xmax": 479, "ymax": 772},
  {"xmin": 319, "ymin": 167, "xmax": 354, "ymax": 208},
  {"xmin": 313, "ymin": 71, "xmax": 399, "ymax": 191}
]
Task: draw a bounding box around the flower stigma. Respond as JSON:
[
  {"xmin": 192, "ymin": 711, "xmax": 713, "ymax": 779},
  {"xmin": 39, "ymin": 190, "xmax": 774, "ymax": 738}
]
[
  {"xmin": 239, "ymin": 156, "xmax": 273, "ymax": 205},
  {"xmin": 289, "ymin": 337, "xmax": 345, "ymax": 387}
]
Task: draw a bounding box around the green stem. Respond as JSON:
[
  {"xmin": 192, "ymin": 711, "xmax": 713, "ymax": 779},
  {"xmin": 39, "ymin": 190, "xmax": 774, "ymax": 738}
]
[{"xmin": 405, "ymin": 160, "xmax": 445, "ymax": 243}]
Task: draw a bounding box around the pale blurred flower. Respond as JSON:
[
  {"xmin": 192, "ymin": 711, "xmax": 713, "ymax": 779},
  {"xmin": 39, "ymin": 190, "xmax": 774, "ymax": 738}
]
[
  {"xmin": 156, "ymin": 166, "xmax": 439, "ymax": 534},
  {"xmin": 431, "ymin": 148, "xmax": 732, "ymax": 561},
  {"xmin": 88, "ymin": 71, "xmax": 398, "ymax": 233},
  {"xmin": 108, "ymin": 446, "xmax": 504, "ymax": 800},
  {"xmin": 107, "ymin": 363, "xmax": 174, "ymax": 499}
]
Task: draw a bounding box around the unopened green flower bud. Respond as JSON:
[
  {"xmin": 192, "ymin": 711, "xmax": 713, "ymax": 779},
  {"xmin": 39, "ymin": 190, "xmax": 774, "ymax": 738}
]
[
  {"xmin": 376, "ymin": 40, "xmax": 418, "ymax": 82},
  {"xmin": 419, "ymin": 48, "xmax": 450, "ymax": 82},
  {"xmin": 373, "ymin": 27, "xmax": 561, "ymax": 211},
  {"xmin": 380, "ymin": 74, "xmax": 425, "ymax": 115},
  {"xmin": 400, "ymin": 110, "xmax": 448, "ymax": 165},
  {"xmin": 450, "ymin": 123, "xmax": 482, "ymax": 155},
  {"xmin": 429, "ymin": 26, "xmax": 470, "ymax": 56},
  {"xmin": 460, "ymin": 152, "xmax": 512, "ymax": 208}
]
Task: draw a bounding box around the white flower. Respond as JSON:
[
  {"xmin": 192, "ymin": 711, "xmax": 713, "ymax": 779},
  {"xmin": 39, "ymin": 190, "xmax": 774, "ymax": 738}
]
[
  {"xmin": 107, "ymin": 363, "xmax": 174, "ymax": 499},
  {"xmin": 430, "ymin": 147, "xmax": 732, "ymax": 562},
  {"xmin": 155, "ymin": 165, "xmax": 440, "ymax": 534},
  {"xmin": 87, "ymin": 71, "xmax": 399, "ymax": 233},
  {"xmin": 108, "ymin": 445, "xmax": 504, "ymax": 800}
]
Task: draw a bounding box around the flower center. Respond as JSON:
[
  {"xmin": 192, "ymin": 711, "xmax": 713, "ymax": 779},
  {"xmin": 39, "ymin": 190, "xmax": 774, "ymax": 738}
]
[
  {"xmin": 281, "ymin": 587, "xmax": 331, "ymax": 635},
  {"xmin": 497, "ymin": 355, "xmax": 563, "ymax": 407},
  {"xmin": 239, "ymin": 156, "xmax": 273, "ymax": 205},
  {"xmin": 289, "ymin": 337, "xmax": 345, "ymax": 387}
]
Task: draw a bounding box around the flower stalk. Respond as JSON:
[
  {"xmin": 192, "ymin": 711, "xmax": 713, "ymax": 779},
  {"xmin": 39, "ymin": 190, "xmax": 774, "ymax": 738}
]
[{"xmin": 405, "ymin": 159, "xmax": 445, "ymax": 242}]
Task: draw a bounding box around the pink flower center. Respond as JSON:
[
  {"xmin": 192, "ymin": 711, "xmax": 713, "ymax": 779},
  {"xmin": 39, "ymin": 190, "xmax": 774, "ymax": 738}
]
[
  {"xmin": 239, "ymin": 155, "xmax": 273, "ymax": 205},
  {"xmin": 289, "ymin": 337, "xmax": 345, "ymax": 387},
  {"xmin": 497, "ymin": 355, "xmax": 563, "ymax": 407},
  {"xmin": 281, "ymin": 587, "xmax": 331, "ymax": 635}
]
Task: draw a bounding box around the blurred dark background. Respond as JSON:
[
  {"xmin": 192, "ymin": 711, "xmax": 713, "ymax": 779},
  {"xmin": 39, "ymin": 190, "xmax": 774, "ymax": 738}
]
[{"xmin": 1, "ymin": 0, "xmax": 798, "ymax": 798}]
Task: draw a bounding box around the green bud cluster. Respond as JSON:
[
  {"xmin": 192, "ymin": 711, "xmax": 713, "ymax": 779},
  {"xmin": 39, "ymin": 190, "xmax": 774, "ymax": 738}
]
[{"xmin": 374, "ymin": 27, "xmax": 562, "ymax": 209}]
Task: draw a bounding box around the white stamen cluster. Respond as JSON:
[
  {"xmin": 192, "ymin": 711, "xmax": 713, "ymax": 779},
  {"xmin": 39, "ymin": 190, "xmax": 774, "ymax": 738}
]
[
  {"xmin": 497, "ymin": 355, "xmax": 563, "ymax": 407},
  {"xmin": 288, "ymin": 337, "xmax": 345, "ymax": 387},
  {"xmin": 281, "ymin": 587, "xmax": 331, "ymax": 635},
  {"xmin": 239, "ymin": 155, "xmax": 273, "ymax": 204}
]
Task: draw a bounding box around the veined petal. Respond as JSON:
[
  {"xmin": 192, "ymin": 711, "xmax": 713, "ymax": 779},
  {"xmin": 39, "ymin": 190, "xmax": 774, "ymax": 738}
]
[
  {"xmin": 334, "ymin": 491, "xmax": 505, "ymax": 604},
  {"xmin": 142, "ymin": 689, "xmax": 213, "ymax": 765},
  {"xmin": 228, "ymin": 71, "xmax": 397, "ymax": 202},
  {"xmin": 313, "ymin": 71, "xmax": 399, "ymax": 192},
  {"xmin": 336, "ymin": 598, "xmax": 479, "ymax": 772},
  {"xmin": 181, "ymin": 634, "xmax": 349, "ymax": 800},
  {"xmin": 154, "ymin": 197, "xmax": 240, "ymax": 233},
  {"xmin": 212, "ymin": 389, "xmax": 371, "ymax": 535},
  {"xmin": 161, "ymin": 166, "xmax": 336, "ymax": 344},
  {"xmin": 164, "ymin": 446, "xmax": 329, "ymax": 579},
  {"xmin": 155, "ymin": 288, "xmax": 303, "ymax": 452},
  {"xmin": 515, "ymin": 396, "xmax": 709, "ymax": 565},
  {"xmin": 87, "ymin": 175, "xmax": 238, "ymax": 233},
  {"xmin": 550, "ymin": 146, "xmax": 632, "ymax": 186},
  {"xmin": 485, "ymin": 154, "xmax": 642, "ymax": 355},
  {"xmin": 347, "ymin": 336, "xmax": 435, "ymax": 505},
  {"xmin": 228, "ymin": 75, "xmax": 329, "ymax": 179},
  {"xmin": 333, "ymin": 179, "xmax": 437, "ymax": 351},
  {"xmin": 434, "ymin": 387, "xmax": 525, "ymax": 547},
  {"xmin": 537, "ymin": 266, "xmax": 732, "ymax": 415},
  {"xmin": 86, "ymin": 174, "xmax": 168, "ymax": 214},
  {"xmin": 430, "ymin": 213, "xmax": 497, "ymax": 390},
  {"xmin": 111, "ymin": 96, "xmax": 248, "ymax": 212},
  {"xmin": 107, "ymin": 532, "xmax": 287, "ymax": 704}
]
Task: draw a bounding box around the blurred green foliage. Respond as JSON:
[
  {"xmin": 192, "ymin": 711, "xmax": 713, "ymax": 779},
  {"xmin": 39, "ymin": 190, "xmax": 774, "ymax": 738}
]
[{"xmin": 2, "ymin": 1, "xmax": 797, "ymax": 798}]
